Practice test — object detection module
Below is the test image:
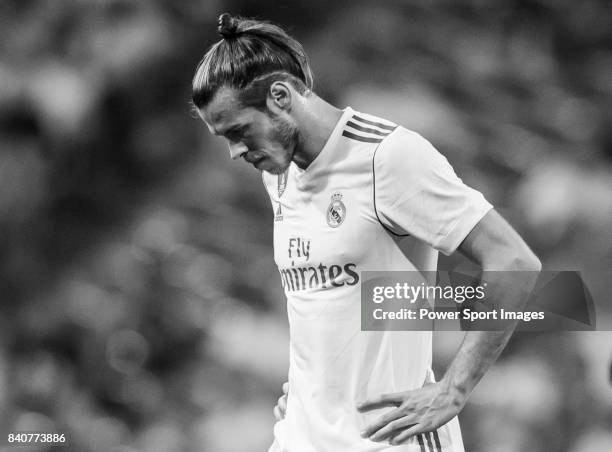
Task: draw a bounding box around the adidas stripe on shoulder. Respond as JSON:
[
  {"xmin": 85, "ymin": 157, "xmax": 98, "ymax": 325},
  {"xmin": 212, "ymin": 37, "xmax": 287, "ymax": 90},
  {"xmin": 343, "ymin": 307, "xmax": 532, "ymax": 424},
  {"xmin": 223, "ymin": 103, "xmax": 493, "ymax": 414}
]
[{"xmin": 342, "ymin": 114, "xmax": 397, "ymax": 143}]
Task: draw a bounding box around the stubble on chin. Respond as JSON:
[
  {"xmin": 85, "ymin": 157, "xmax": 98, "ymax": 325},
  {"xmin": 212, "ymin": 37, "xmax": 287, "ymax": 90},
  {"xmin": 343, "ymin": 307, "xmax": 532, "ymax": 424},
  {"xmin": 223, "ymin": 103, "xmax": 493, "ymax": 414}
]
[{"xmin": 265, "ymin": 160, "xmax": 291, "ymax": 175}]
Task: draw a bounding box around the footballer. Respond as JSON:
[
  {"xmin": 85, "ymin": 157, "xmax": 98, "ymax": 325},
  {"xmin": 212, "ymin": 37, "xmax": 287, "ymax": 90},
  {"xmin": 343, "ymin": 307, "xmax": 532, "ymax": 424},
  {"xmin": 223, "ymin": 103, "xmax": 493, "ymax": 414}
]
[{"xmin": 191, "ymin": 14, "xmax": 541, "ymax": 452}]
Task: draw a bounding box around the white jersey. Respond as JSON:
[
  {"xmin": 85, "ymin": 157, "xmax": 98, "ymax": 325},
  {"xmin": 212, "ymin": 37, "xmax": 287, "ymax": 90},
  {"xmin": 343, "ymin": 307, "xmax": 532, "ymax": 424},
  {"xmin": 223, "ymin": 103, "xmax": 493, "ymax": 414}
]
[{"xmin": 263, "ymin": 107, "xmax": 492, "ymax": 452}]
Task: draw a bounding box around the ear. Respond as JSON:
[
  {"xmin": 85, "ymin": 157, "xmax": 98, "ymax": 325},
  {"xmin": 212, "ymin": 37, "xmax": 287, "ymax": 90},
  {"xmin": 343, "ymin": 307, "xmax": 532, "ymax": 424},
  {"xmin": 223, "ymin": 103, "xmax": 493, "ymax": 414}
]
[{"xmin": 266, "ymin": 81, "xmax": 292, "ymax": 113}]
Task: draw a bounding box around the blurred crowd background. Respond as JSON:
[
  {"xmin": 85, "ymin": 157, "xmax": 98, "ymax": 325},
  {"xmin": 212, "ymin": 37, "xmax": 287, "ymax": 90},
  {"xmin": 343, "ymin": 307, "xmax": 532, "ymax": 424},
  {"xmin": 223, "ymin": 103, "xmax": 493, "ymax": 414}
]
[{"xmin": 0, "ymin": 0, "xmax": 611, "ymax": 451}]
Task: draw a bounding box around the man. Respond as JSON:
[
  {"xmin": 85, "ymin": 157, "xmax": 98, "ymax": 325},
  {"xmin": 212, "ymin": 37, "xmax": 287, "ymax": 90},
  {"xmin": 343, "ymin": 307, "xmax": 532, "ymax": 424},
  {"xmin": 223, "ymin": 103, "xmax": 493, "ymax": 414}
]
[{"xmin": 192, "ymin": 14, "xmax": 541, "ymax": 452}]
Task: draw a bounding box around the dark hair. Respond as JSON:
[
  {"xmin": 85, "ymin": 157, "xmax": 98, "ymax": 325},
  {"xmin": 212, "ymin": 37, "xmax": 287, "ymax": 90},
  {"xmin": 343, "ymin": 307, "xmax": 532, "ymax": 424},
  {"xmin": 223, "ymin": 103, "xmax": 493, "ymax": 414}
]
[{"xmin": 191, "ymin": 14, "xmax": 314, "ymax": 109}]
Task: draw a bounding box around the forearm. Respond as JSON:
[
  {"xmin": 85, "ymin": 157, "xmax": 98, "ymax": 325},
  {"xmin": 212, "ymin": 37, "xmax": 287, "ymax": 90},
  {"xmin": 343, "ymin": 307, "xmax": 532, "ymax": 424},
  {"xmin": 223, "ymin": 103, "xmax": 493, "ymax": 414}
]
[
  {"xmin": 439, "ymin": 267, "xmax": 540, "ymax": 404},
  {"xmin": 439, "ymin": 329, "xmax": 514, "ymax": 404}
]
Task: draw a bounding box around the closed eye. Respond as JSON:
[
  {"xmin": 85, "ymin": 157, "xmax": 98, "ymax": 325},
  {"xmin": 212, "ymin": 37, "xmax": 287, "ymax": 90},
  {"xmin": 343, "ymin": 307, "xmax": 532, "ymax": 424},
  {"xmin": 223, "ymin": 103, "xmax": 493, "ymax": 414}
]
[{"xmin": 224, "ymin": 126, "xmax": 246, "ymax": 141}]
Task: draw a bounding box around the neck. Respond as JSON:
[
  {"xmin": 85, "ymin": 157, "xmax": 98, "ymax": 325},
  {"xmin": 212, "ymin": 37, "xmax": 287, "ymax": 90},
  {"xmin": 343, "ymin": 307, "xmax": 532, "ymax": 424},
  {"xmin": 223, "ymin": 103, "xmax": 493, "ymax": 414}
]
[{"xmin": 292, "ymin": 95, "xmax": 343, "ymax": 170}]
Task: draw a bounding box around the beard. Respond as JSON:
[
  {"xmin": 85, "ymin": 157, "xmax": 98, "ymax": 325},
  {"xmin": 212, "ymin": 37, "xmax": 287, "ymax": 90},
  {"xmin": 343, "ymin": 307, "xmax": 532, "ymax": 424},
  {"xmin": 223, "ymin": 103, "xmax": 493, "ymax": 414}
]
[{"xmin": 266, "ymin": 115, "xmax": 299, "ymax": 175}]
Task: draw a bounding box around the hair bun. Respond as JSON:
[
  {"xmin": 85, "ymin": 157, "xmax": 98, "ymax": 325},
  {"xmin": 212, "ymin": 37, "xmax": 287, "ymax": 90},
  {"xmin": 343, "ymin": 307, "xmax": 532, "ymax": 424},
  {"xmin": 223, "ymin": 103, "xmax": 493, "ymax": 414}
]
[{"xmin": 217, "ymin": 13, "xmax": 239, "ymax": 39}]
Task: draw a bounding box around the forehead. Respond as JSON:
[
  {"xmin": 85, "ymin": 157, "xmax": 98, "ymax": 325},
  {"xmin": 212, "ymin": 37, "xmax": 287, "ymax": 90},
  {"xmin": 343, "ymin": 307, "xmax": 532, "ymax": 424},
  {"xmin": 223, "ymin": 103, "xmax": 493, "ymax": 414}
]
[{"xmin": 199, "ymin": 87, "xmax": 254, "ymax": 133}]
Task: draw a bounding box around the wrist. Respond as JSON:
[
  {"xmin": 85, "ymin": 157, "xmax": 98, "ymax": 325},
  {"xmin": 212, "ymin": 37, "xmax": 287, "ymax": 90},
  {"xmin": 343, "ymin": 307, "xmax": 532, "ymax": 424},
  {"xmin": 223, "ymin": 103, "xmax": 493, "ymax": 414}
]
[{"xmin": 439, "ymin": 376, "xmax": 470, "ymax": 411}]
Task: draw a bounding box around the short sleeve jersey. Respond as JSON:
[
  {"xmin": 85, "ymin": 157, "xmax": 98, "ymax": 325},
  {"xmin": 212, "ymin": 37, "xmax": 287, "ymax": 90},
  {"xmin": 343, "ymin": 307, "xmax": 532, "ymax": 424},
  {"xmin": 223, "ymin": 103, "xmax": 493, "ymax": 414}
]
[{"xmin": 263, "ymin": 107, "xmax": 492, "ymax": 452}]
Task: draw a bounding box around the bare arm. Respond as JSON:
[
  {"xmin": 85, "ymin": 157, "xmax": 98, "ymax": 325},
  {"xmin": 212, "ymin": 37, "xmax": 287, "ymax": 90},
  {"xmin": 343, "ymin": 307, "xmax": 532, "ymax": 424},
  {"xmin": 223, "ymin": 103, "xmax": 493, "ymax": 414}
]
[
  {"xmin": 358, "ymin": 209, "xmax": 541, "ymax": 445},
  {"xmin": 438, "ymin": 209, "xmax": 541, "ymax": 408}
]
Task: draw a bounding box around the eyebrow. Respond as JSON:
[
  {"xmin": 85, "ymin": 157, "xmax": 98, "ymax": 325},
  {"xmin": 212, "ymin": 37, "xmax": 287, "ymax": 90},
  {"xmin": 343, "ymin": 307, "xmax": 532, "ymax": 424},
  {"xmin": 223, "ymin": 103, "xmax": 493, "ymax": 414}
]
[{"xmin": 215, "ymin": 123, "xmax": 243, "ymax": 137}]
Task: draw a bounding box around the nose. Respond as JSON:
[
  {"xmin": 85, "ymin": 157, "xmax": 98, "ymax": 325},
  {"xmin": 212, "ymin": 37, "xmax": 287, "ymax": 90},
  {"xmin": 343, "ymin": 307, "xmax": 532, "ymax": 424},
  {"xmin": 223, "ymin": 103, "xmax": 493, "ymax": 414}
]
[{"xmin": 228, "ymin": 141, "xmax": 248, "ymax": 160}]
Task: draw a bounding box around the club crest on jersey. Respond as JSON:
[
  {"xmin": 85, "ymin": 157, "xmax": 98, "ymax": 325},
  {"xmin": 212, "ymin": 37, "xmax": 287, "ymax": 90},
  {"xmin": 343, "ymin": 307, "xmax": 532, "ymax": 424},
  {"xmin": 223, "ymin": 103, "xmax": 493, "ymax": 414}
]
[{"xmin": 326, "ymin": 193, "xmax": 346, "ymax": 228}]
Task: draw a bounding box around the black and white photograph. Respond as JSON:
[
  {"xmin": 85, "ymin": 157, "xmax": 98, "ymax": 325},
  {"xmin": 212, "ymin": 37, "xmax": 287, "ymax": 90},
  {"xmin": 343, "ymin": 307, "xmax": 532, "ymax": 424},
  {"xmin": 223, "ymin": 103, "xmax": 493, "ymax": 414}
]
[{"xmin": 0, "ymin": 1, "xmax": 611, "ymax": 451}]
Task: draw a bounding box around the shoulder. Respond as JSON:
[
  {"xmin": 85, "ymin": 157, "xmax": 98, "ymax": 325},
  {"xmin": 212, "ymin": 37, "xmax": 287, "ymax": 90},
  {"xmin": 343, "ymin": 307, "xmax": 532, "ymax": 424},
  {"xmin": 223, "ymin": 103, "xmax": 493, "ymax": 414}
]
[
  {"xmin": 374, "ymin": 125, "xmax": 449, "ymax": 179},
  {"xmin": 341, "ymin": 110, "xmax": 398, "ymax": 145},
  {"xmin": 344, "ymin": 108, "xmax": 441, "ymax": 164}
]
